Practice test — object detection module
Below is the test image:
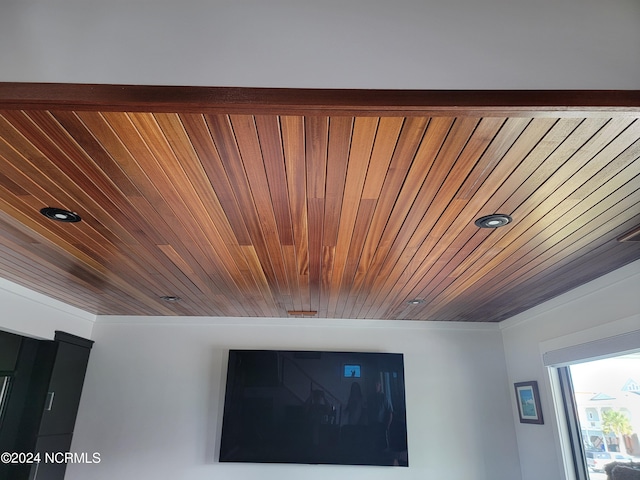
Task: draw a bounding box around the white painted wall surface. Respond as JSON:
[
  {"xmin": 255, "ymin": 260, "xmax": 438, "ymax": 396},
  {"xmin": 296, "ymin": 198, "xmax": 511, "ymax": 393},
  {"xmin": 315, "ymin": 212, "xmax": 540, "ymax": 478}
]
[
  {"xmin": 67, "ymin": 318, "xmax": 521, "ymax": 480},
  {"xmin": 501, "ymin": 260, "xmax": 640, "ymax": 480},
  {"xmin": 1, "ymin": 0, "xmax": 639, "ymax": 89},
  {"xmin": 0, "ymin": 277, "xmax": 95, "ymax": 339}
]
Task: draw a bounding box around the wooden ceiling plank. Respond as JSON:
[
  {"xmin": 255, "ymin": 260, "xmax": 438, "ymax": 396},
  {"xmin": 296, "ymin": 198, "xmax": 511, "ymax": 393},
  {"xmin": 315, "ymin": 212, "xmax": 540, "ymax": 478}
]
[
  {"xmin": 178, "ymin": 113, "xmax": 252, "ymax": 245},
  {"xmin": 153, "ymin": 113, "xmax": 264, "ymax": 304},
  {"xmin": 458, "ymin": 211, "xmax": 640, "ymax": 322},
  {"xmin": 305, "ymin": 116, "xmax": 328, "ymax": 201},
  {"xmin": 307, "ymin": 197, "xmax": 324, "ymax": 314},
  {"xmin": 74, "ymin": 111, "xmax": 181, "ymax": 245},
  {"xmin": 39, "ymin": 112, "xmax": 211, "ymax": 301},
  {"xmin": 432, "ymin": 118, "xmax": 639, "ymax": 310},
  {"xmin": 16, "ymin": 110, "xmax": 153, "ymax": 245},
  {"xmin": 281, "ymin": 116, "xmax": 310, "ymax": 309},
  {"xmin": 327, "ymin": 117, "xmax": 379, "ymax": 316},
  {"xmin": 282, "ymin": 245, "xmax": 302, "ymax": 312},
  {"xmin": 1, "ymin": 109, "xmax": 243, "ymax": 313},
  {"xmin": 0, "ymin": 170, "xmax": 29, "ymax": 196},
  {"xmin": 252, "ymin": 116, "xmax": 300, "ymax": 312},
  {"xmin": 356, "ymin": 116, "xmax": 496, "ymax": 318},
  {"xmin": 443, "ymin": 118, "xmax": 604, "ymax": 281},
  {"xmin": 323, "ymin": 117, "xmax": 354, "ymax": 247},
  {"xmin": 0, "ymin": 230, "xmax": 107, "ymax": 298},
  {"xmin": 48, "ymin": 111, "xmax": 141, "ymax": 196},
  {"xmin": 0, "ymin": 145, "xmax": 126, "ymax": 276},
  {"xmin": 72, "ymin": 111, "xmax": 256, "ymax": 313},
  {"xmin": 205, "ymin": 114, "xmax": 282, "ymax": 304},
  {"xmin": 254, "ymin": 115, "xmax": 295, "ymax": 246},
  {"xmin": 304, "ymin": 116, "xmax": 329, "ymax": 312},
  {"xmin": 428, "ymin": 157, "xmax": 640, "ymax": 320},
  {"xmin": 352, "ymin": 116, "xmax": 458, "ymax": 317},
  {"xmin": 319, "ymin": 245, "xmax": 336, "ymax": 319},
  {"xmin": 6, "ymin": 112, "xmax": 200, "ymax": 307},
  {"xmin": 240, "ymin": 244, "xmax": 279, "ymax": 315},
  {"xmin": 107, "ymin": 112, "xmax": 247, "ymax": 303},
  {"xmin": 442, "ymin": 185, "xmax": 640, "ymax": 320},
  {"xmin": 447, "ymin": 164, "xmax": 640, "ymax": 316},
  {"xmin": 0, "ymin": 254, "xmax": 153, "ymax": 315},
  {"xmin": 101, "ymin": 113, "xmax": 239, "ymax": 310},
  {"xmin": 364, "ymin": 117, "xmax": 526, "ymax": 319},
  {"xmin": 380, "ymin": 117, "xmax": 584, "ymax": 318},
  {"xmin": 335, "ymin": 198, "xmax": 378, "ymax": 318},
  {"xmin": 336, "ymin": 117, "xmax": 406, "ymax": 317},
  {"xmin": 318, "ymin": 117, "xmax": 354, "ymax": 316},
  {"xmin": 230, "ymin": 114, "xmax": 291, "ymax": 298},
  {"xmin": 363, "ymin": 116, "xmax": 510, "ymax": 318},
  {"xmin": 504, "ymin": 119, "xmax": 639, "ymax": 214},
  {"xmin": 343, "ymin": 117, "xmax": 429, "ymax": 318},
  {"xmin": 155, "ymin": 113, "xmax": 248, "ymax": 247},
  {"xmin": 369, "ymin": 117, "xmax": 458, "ymax": 276},
  {"xmin": 0, "ymin": 207, "xmax": 178, "ymax": 315},
  {"xmin": 0, "ymin": 112, "xmax": 124, "ymax": 241},
  {"xmin": 361, "ymin": 117, "xmax": 405, "ymax": 200},
  {"xmin": 393, "ymin": 117, "xmax": 611, "ymax": 316}
]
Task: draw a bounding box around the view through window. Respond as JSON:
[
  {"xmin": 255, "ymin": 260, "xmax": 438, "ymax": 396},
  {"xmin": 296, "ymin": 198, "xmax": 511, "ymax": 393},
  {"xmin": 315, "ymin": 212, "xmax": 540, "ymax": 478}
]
[{"xmin": 568, "ymin": 353, "xmax": 640, "ymax": 480}]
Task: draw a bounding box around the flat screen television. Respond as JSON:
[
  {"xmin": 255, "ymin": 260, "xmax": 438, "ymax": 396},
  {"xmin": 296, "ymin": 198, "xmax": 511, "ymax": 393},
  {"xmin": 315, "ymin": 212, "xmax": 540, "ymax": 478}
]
[{"xmin": 219, "ymin": 350, "xmax": 408, "ymax": 466}]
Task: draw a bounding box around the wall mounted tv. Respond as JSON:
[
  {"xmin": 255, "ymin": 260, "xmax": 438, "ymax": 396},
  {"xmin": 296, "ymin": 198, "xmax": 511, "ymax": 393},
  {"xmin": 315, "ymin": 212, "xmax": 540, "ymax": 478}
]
[{"xmin": 219, "ymin": 350, "xmax": 408, "ymax": 466}]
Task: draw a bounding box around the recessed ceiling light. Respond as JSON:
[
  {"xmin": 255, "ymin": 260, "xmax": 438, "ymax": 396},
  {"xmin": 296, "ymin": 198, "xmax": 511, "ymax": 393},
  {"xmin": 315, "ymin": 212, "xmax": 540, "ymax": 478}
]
[
  {"xmin": 407, "ymin": 299, "xmax": 424, "ymax": 305},
  {"xmin": 160, "ymin": 295, "xmax": 181, "ymax": 302},
  {"xmin": 40, "ymin": 207, "xmax": 82, "ymax": 223},
  {"xmin": 474, "ymin": 214, "xmax": 512, "ymax": 228}
]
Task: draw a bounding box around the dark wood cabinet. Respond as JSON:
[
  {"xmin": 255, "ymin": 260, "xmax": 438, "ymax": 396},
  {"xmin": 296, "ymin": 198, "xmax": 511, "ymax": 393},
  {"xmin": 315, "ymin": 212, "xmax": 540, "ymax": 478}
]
[
  {"xmin": 29, "ymin": 434, "xmax": 73, "ymax": 480},
  {"xmin": 37, "ymin": 334, "xmax": 93, "ymax": 437},
  {"xmin": 0, "ymin": 330, "xmax": 93, "ymax": 480},
  {"xmin": 0, "ymin": 330, "xmax": 22, "ymax": 371}
]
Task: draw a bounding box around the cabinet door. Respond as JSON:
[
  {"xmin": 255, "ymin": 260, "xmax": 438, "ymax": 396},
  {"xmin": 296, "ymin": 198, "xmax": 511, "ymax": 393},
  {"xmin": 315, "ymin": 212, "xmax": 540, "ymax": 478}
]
[
  {"xmin": 0, "ymin": 330, "xmax": 22, "ymax": 371},
  {"xmin": 37, "ymin": 342, "xmax": 91, "ymax": 436},
  {"xmin": 29, "ymin": 433, "xmax": 73, "ymax": 480}
]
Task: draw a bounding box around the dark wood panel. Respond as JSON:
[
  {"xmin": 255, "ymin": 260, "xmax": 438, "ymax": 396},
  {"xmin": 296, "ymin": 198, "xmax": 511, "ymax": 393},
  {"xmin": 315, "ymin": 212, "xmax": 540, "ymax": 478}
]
[
  {"xmin": 0, "ymin": 85, "xmax": 638, "ymax": 321},
  {"xmin": 1, "ymin": 83, "xmax": 639, "ymax": 117}
]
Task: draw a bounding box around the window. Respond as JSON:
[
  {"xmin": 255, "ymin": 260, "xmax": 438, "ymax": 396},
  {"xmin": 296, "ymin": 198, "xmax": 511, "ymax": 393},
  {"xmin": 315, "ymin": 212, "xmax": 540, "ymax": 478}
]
[
  {"xmin": 343, "ymin": 364, "xmax": 361, "ymax": 378},
  {"xmin": 557, "ymin": 353, "xmax": 640, "ymax": 480}
]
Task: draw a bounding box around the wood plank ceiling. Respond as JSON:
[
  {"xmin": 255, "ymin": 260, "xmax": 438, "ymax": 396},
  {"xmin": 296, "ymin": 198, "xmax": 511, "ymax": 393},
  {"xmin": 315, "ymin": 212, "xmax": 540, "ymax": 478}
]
[{"xmin": 0, "ymin": 84, "xmax": 639, "ymax": 322}]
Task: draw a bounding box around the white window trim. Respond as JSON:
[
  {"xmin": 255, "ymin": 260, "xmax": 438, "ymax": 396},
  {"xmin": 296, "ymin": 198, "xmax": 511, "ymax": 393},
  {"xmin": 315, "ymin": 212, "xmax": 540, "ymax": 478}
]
[
  {"xmin": 541, "ymin": 327, "xmax": 640, "ymax": 480},
  {"xmin": 543, "ymin": 329, "xmax": 640, "ymax": 368}
]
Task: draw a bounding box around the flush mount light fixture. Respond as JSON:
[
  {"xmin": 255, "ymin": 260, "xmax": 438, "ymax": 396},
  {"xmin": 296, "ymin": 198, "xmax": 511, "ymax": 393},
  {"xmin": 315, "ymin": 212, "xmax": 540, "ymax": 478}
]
[
  {"xmin": 160, "ymin": 295, "xmax": 181, "ymax": 302},
  {"xmin": 40, "ymin": 207, "xmax": 81, "ymax": 223},
  {"xmin": 407, "ymin": 299, "xmax": 424, "ymax": 305},
  {"xmin": 474, "ymin": 214, "xmax": 512, "ymax": 228}
]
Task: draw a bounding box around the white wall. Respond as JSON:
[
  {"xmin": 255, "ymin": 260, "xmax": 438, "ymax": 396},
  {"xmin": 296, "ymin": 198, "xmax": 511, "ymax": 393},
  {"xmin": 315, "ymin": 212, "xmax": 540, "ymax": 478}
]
[
  {"xmin": 1, "ymin": 0, "xmax": 639, "ymax": 89},
  {"xmin": 0, "ymin": 277, "xmax": 95, "ymax": 340},
  {"xmin": 67, "ymin": 317, "xmax": 521, "ymax": 480},
  {"xmin": 501, "ymin": 259, "xmax": 640, "ymax": 480}
]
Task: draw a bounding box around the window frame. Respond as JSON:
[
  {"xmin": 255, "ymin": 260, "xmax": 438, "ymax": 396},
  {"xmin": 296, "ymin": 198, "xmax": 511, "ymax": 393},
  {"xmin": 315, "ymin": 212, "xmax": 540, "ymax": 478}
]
[{"xmin": 556, "ymin": 365, "xmax": 590, "ymax": 480}]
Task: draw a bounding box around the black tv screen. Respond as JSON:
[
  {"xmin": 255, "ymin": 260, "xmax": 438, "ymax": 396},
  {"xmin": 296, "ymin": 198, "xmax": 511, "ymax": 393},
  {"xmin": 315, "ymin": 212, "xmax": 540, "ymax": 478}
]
[{"xmin": 219, "ymin": 350, "xmax": 408, "ymax": 466}]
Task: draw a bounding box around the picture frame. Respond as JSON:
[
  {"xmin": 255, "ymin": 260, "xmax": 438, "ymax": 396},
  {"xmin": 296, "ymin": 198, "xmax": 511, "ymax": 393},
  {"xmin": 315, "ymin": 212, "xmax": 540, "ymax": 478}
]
[{"xmin": 514, "ymin": 381, "xmax": 543, "ymax": 424}]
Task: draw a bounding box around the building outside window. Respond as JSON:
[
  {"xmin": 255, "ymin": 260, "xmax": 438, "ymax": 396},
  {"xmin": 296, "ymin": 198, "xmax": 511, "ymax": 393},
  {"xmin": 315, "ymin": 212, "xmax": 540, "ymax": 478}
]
[{"xmin": 564, "ymin": 353, "xmax": 640, "ymax": 480}]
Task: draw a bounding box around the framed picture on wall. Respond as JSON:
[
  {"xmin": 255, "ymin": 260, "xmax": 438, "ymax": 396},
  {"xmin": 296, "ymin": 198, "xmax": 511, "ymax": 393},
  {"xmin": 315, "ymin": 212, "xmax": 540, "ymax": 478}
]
[{"xmin": 514, "ymin": 381, "xmax": 543, "ymax": 424}]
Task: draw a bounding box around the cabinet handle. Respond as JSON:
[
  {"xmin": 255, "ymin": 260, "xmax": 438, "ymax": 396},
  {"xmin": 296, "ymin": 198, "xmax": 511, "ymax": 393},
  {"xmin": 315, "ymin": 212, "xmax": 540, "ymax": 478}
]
[{"xmin": 45, "ymin": 391, "xmax": 55, "ymax": 411}]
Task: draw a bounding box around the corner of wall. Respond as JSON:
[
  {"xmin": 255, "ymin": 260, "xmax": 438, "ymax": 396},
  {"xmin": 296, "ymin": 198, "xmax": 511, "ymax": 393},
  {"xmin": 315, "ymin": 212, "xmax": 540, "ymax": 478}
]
[{"xmin": 0, "ymin": 277, "xmax": 96, "ymax": 340}]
